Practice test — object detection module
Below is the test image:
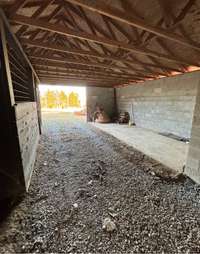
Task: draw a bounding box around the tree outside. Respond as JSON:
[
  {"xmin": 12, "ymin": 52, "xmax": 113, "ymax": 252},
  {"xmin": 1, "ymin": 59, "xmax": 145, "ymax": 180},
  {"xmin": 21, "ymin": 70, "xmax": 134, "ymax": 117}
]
[
  {"xmin": 59, "ymin": 91, "xmax": 69, "ymax": 109},
  {"xmin": 68, "ymin": 91, "xmax": 80, "ymax": 107},
  {"xmin": 41, "ymin": 89, "xmax": 80, "ymax": 109}
]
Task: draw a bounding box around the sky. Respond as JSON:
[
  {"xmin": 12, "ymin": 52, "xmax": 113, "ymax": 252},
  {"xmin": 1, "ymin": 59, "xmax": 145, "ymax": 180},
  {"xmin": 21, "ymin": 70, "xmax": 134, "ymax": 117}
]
[{"xmin": 39, "ymin": 84, "xmax": 86, "ymax": 106}]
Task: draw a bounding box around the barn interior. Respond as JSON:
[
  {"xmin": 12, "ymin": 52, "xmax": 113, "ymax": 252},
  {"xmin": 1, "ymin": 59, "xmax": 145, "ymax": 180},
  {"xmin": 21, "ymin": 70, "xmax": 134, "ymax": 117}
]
[{"xmin": 0, "ymin": 0, "xmax": 200, "ymax": 253}]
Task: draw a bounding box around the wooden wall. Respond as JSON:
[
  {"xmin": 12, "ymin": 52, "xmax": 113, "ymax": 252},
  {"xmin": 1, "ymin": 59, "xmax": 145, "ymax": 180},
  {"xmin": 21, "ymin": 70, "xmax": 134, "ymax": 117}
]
[
  {"xmin": 15, "ymin": 102, "xmax": 40, "ymax": 190},
  {"xmin": 0, "ymin": 12, "xmax": 41, "ymax": 200}
]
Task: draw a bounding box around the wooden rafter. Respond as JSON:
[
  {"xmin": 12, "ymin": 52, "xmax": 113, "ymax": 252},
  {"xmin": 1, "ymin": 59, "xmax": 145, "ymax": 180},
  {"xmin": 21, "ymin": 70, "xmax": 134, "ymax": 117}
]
[
  {"xmin": 0, "ymin": 9, "xmax": 39, "ymax": 81},
  {"xmin": 10, "ymin": 14, "xmax": 196, "ymax": 66},
  {"xmin": 2, "ymin": 0, "xmax": 199, "ymax": 88},
  {"xmin": 39, "ymin": 77, "xmax": 115, "ymax": 86},
  {"xmin": 7, "ymin": 0, "xmax": 27, "ymax": 17},
  {"xmin": 36, "ymin": 69, "xmax": 137, "ymax": 82},
  {"xmin": 37, "ymin": 69, "xmax": 133, "ymax": 80},
  {"xmin": 33, "ymin": 64, "xmax": 148, "ymax": 79},
  {"xmin": 0, "ymin": 1, "xmax": 15, "ymax": 5},
  {"xmin": 65, "ymin": 0, "xmax": 200, "ymax": 52},
  {"xmin": 28, "ymin": 53, "xmax": 140, "ymax": 73},
  {"xmin": 39, "ymin": 73, "xmax": 113, "ymax": 81},
  {"xmin": 21, "ymin": 38, "xmax": 180, "ymax": 73},
  {"xmin": 33, "ymin": 64, "xmax": 154, "ymax": 80},
  {"xmin": 157, "ymin": 0, "xmax": 174, "ymax": 27},
  {"xmin": 30, "ymin": 54, "xmax": 168, "ymax": 78},
  {"xmin": 143, "ymin": 0, "xmax": 196, "ymax": 47},
  {"xmin": 38, "ymin": 74, "xmax": 134, "ymax": 84},
  {"xmin": 39, "ymin": 81, "xmax": 114, "ymax": 88},
  {"xmin": 63, "ymin": 1, "xmax": 112, "ymax": 39}
]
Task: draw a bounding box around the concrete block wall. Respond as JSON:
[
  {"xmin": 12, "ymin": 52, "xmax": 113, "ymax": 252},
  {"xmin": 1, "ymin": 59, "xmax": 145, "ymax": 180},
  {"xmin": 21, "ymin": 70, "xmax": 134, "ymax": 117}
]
[
  {"xmin": 186, "ymin": 81, "xmax": 200, "ymax": 183},
  {"xmin": 116, "ymin": 71, "xmax": 200, "ymax": 138},
  {"xmin": 86, "ymin": 87, "xmax": 115, "ymax": 121}
]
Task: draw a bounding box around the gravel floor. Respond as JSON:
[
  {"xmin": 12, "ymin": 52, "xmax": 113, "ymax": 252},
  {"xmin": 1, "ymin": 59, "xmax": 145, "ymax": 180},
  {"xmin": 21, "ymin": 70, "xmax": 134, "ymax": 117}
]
[{"xmin": 0, "ymin": 112, "xmax": 200, "ymax": 253}]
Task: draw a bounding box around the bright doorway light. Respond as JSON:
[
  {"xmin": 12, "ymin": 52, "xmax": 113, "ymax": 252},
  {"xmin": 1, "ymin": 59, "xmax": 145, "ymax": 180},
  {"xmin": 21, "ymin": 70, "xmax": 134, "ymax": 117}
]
[{"xmin": 39, "ymin": 85, "xmax": 86, "ymax": 113}]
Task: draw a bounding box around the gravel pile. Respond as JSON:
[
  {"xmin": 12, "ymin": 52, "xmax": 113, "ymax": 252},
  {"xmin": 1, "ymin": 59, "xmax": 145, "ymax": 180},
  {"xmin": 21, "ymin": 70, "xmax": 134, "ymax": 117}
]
[{"xmin": 0, "ymin": 112, "xmax": 199, "ymax": 253}]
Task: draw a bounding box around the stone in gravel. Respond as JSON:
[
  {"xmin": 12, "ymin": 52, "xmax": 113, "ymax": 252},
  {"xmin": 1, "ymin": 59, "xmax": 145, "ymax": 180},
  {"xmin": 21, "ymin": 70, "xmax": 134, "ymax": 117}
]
[
  {"xmin": 76, "ymin": 188, "xmax": 92, "ymax": 199},
  {"xmin": 88, "ymin": 180, "xmax": 93, "ymax": 185},
  {"xmin": 112, "ymin": 200, "xmax": 120, "ymax": 210},
  {"xmin": 108, "ymin": 212, "xmax": 118, "ymax": 218},
  {"xmin": 102, "ymin": 218, "xmax": 116, "ymax": 232},
  {"xmin": 73, "ymin": 203, "xmax": 78, "ymax": 209},
  {"xmin": 34, "ymin": 236, "xmax": 43, "ymax": 244},
  {"xmin": 32, "ymin": 236, "xmax": 45, "ymax": 250},
  {"xmin": 43, "ymin": 161, "xmax": 47, "ymax": 166},
  {"xmin": 54, "ymin": 159, "xmax": 60, "ymax": 163}
]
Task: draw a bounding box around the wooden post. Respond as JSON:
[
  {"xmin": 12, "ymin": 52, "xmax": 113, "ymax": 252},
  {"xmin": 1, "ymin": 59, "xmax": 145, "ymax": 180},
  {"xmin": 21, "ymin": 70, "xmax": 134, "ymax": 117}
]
[
  {"xmin": 34, "ymin": 75, "xmax": 42, "ymax": 134},
  {"xmin": 113, "ymin": 87, "xmax": 118, "ymax": 118},
  {"xmin": 0, "ymin": 18, "xmax": 15, "ymax": 107},
  {"xmin": 27, "ymin": 69, "xmax": 36, "ymax": 101}
]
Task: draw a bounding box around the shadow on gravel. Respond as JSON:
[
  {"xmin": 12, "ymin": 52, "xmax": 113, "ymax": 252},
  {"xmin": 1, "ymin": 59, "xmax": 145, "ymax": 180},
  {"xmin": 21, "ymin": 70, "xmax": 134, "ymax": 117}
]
[{"xmin": 0, "ymin": 195, "xmax": 25, "ymax": 224}]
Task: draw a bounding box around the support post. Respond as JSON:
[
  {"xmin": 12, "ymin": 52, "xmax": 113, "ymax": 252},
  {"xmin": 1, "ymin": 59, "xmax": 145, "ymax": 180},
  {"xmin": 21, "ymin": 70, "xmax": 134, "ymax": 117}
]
[
  {"xmin": 0, "ymin": 18, "xmax": 14, "ymax": 107},
  {"xmin": 28, "ymin": 70, "xmax": 36, "ymax": 101},
  {"xmin": 35, "ymin": 76, "xmax": 42, "ymax": 134},
  {"xmin": 113, "ymin": 87, "xmax": 118, "ymax": 118}
]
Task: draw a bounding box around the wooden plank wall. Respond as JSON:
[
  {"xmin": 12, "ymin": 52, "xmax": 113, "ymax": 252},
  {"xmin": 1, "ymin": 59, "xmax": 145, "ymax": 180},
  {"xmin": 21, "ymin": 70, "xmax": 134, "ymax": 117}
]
[
  {"xmin": 15, "ymin": 102, "xmax": 40, "ymax": 190},
  {"xmin": 0, "ymin": 12, "xmax": 41, "ymax": 200}
]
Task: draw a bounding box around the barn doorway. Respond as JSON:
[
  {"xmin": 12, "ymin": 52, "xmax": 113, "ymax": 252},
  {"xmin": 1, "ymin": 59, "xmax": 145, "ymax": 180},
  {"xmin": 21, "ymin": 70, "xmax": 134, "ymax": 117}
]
[{"xmin": 39, "ymin": 84, "xmax": 87, "ymax": 121}]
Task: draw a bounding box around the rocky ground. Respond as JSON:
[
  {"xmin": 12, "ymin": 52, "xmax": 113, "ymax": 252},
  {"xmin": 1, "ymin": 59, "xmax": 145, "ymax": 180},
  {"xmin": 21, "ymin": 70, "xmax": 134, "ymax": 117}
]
[{"xmin": 0, "ymin": 112, "xmax": 200, "ymax": 253}]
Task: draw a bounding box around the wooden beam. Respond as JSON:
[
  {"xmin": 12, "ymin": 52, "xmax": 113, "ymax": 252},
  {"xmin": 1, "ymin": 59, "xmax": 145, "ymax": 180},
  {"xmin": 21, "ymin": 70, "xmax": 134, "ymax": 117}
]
[
  {"xmin": 0, "ymin": 0, "xmax": 15, "ymax": 5},
  {"xmin": 39, "ymin": 77, "xmax": 115, "ymax": 87},
  {"xmin": 33, "ymin": 64, "xmax": 147, "ymax": 79},
  {"xmin": 37, "ymin": 71, "xmax": 128, "ymax": 81},
  {"xmin": 29, "ymin": 0, "xmax": 59, "ymax": 41},
  {"xmin": 0, "ymin": 9, "xmax": 40, "ymax": 82},
  {"xmin": 20, "ymin": 38, "xmax": 141, "ymax": 69},
  {"xmin": 28, "ymin": 53, "xmax": 140, "ymax": 72},
  {"xmin": 65, "ymin": 0, "xmax": 200, "ymax": 52},
  {"xmin": 7, "ymin": 0, "xmax": 28, "ymax": 17},
  {"xmin": 157, "ymin": 0, "xmax": 174, "ymax": 27},
  {"xmin": 39, "ymin": 75, "xmax": 110, "ymax": 82},
  {"xmin": 32, "ymin": 61, "xmax": 155, "ymax": 79},
  {"xmin": 21, "ymin": 38, "xmax": 181, "ymax": 73},
  {"xmin": 28, "ymin": 69, "xmax": 36, "ymax": 102},
  {"xmin": 143, "ymin": 0, "xmax": 196, "ymax": 47},
  {"xmin": 38, "ymin": 73, "xmax": 126, "ymax": 83},
  {"xmin": 11, "ymin": 14, "xmax": 193, "ymax": 66},
  {"xmin": 32, "ymin": 0, "xmax": 54, "ymax": 18},
  {"xmin": 30, "ymin": 54, "xmax": 166, "ymax": 78},
  {"xmin": 38, "ymin": 73, "xmax": 139, "ymax": 83},
  {"xmin": 39, "ymin": 80, "xmax": 114, "ymax": 87},
  {"xmin": 36, "ymin": 69, "xmax": 137, "ymax": 82}
]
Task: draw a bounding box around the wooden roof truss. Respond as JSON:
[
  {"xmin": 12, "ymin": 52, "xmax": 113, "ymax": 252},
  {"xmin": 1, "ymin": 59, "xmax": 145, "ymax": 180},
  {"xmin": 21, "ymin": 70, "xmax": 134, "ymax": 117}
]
[{"xmin": 1, "ymin": 0, "xmax": 200, "ymax": 87}]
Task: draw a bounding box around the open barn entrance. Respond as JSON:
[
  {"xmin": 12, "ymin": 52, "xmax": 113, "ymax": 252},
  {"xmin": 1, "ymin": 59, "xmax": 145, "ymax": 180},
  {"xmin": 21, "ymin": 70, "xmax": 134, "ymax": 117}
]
[{"xmin": 39, "ymin": 84, "xmax": 86, "ymax": 120}]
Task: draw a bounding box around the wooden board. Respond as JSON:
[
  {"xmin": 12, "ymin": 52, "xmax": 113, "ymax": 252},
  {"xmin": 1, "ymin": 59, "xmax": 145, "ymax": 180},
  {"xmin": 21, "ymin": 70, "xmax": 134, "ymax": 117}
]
[{"xmin": 15, "ymin": 102, "xmax": 40, "ymax": 190}]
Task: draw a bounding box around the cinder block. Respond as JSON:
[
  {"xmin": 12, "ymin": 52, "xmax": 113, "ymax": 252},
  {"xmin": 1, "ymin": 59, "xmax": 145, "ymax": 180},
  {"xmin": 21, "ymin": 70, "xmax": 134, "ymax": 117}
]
[{"xmin": 116, "ymin": 71, "xmax": 200, "ymax": 139}]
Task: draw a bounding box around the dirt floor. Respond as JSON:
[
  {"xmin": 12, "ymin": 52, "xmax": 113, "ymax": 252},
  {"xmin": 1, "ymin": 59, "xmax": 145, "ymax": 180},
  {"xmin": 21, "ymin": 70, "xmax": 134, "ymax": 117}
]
[{"xmin": 0, "ymin": 112, "xmax": 200, "ymax": 253}]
